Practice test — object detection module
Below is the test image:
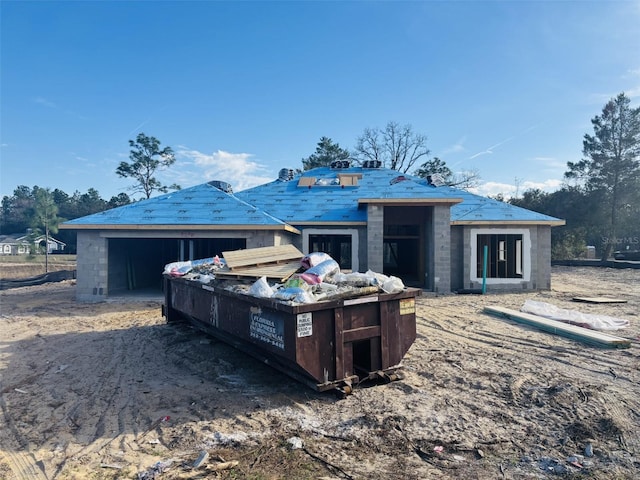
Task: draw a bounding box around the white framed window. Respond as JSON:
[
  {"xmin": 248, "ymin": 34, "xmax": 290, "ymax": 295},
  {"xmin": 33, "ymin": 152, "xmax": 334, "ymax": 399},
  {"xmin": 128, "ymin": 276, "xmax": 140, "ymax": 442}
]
[
  {"xmin": 498, "ymin": 240, "xmax": 506, "ymax": 261},
  {"xmin": 471, "ymin": 229, "xmax": 531, "ymax": 284}
]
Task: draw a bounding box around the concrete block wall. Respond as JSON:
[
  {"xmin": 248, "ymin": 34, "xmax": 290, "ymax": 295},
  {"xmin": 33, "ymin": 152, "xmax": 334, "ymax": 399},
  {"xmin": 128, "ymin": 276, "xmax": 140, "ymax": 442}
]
[
  {"xmin": 76, "ymin": 231, "xmax": 108, "ymax": 302},
  {"xmin": 529, "ymin": 226, "xmax": 539, "ymax": 290},
  {"xmin": 450, "ymin": 226, "xmax": 464, "ymax": 291},
  {"xmin": 536, "ymin": 226, "xmax": 552, "ymax": 290},
  {"xmin": 366, "ymin": 205, "xmax": 384, "ymax": 273},
  {"xmin": 432, "ymin": 205, "xmax": 451, "ymax": 293},
  {"xmin": 245, "ymin": 230, "xmax": 292, "ymax": 249}
]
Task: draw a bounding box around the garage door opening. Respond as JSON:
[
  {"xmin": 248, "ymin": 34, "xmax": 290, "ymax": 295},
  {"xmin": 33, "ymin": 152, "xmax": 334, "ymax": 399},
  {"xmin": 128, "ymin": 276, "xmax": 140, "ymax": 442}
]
[{"xmin": 108, "ymin": 238, "xmax": 246, "ymax": 294}]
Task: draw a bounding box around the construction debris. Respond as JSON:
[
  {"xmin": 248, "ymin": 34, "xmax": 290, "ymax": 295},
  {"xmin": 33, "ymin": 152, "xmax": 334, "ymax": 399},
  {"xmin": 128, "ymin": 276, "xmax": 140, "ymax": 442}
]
[{"xmin": 484, "ymin": 306, "xmax": 631, "ymax": 349}]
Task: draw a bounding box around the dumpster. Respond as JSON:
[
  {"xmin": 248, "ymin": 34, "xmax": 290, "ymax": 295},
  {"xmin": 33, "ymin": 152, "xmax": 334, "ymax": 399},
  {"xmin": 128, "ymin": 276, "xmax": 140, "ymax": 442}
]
[{"xmin": 163, "ymin": 275, "xmax": 420, "ymax": 393}]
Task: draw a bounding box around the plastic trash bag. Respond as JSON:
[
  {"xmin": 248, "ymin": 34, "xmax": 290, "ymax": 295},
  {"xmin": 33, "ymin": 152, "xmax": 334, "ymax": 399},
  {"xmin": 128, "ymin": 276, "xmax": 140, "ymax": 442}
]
[
  {"xmin": 164, "ymin": 260, "xmax": 193, "ymax": 276},
  {"xmin": 249, "ymin": 276, "xmax": 274, "ymax": 298},
  {"xmin": 333, "ymin": 272, "xmax": 375, "ymax": 287},
  {"xmin": 305, "ymin": 259, "xmax": 340, "ymax": 280},
  {"xmin": 521, "ymin": 299, "xmax": 629, "ymax": 331},
  {"xmin": 381, "ymin": 275, "xmax": 405, "ymax": 294},
  {"xmin": 163, "ymin": 256, "xmax": 224, "ymax": 277},
  {"xmin": 273, "ymin": 287, "xmax": 315, "ymax": 304},
  {"xmin": 301, "ymin": 252, "xmax": 334, "ymax": 270}
]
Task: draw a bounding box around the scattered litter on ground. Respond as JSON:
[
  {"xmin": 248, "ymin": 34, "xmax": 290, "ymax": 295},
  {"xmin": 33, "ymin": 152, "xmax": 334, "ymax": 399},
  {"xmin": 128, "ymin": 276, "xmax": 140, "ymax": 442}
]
[
  {"xmin": 137, "ymin": 460, "xmax": 173, "ymax": 480},
  {"xmin": 191, "ymin": 450, "xmax": 208, "ymax": 468},
  {"xmin": 287, "ymin": 436, "xmax": 304, "ymax": 450}
]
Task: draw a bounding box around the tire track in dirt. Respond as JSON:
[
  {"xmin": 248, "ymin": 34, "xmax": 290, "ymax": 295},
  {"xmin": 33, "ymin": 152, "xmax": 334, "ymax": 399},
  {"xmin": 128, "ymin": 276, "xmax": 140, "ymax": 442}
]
[
  {"xmin": 0, "ymin": 450, "xmax": 48, "ymax": 480},
  {"xmin": 63, "ymin": 326, "xmax": 161, "ymax": 465},
  {"xmin": 0, "ymin": 385, "xmax": 49, "ymax": 480},
  {"xmin": 416, "ymin": 313, "xmax": 634, "ymax": 383}
]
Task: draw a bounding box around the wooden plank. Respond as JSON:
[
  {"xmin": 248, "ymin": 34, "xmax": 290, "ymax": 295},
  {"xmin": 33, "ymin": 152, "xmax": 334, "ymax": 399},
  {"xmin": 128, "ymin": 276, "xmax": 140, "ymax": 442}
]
[
  {"xmin": 334, "ymin": 307, "xmax": 344, "ymax": 381},
  {"xmin": 222, "ymin": 245, "xmax": 303, "ymax": 270},
  {"xmin": 572, "ymin": 297, "xmax": 628, "ymax": 304},
  {"xmin": 380, "ymin": 301, "xmax": 390, "ymax": 369},
  {"xmin": 342, "ymin": 325, "xmax": 381, "ymax": 343},
  {"xmin": 214, "ymin": 260, "xmax": 300, "ymax": 282},
  {"xmin": 484, "ymin": 306, "xmax": 631, "ymax": 349}
]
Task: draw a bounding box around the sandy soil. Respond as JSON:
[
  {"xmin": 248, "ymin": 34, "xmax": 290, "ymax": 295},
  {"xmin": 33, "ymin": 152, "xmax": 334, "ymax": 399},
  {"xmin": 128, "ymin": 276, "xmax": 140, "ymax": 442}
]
[{"xmin": 0, "ymin": 266, "xmax": 638, "ymax": 479}]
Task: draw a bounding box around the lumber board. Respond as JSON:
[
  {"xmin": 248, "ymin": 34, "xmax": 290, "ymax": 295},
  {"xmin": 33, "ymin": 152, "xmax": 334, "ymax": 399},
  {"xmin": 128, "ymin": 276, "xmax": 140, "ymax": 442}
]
[
  {"xmin": 572, "ymin": 297, "xmax": 628, "ymax": 304},
  {"xmin": 483, "ymin": 306, "xmax": 631, "ymax": 349},
  {"xmin": 215, "ymin": 260, "xmax": 301, "ymax": 282},
  {"xmin": 222, "ymin": 245, "xmax": 303, "ymax": 270}
]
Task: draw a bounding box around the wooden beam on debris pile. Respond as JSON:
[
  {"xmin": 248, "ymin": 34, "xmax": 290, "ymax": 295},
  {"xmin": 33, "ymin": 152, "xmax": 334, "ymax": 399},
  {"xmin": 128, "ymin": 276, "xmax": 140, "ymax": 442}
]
[
  {"xmin": 222, "ymin": 244, "xmax": 303, "ymax": 270},
  {"xmin": 483, "ymin": 306, "xmax": 631, "ymax": 349},
  {"xmin": 214, "ymin": 260, "xmax": 301, "ymax": 282}
]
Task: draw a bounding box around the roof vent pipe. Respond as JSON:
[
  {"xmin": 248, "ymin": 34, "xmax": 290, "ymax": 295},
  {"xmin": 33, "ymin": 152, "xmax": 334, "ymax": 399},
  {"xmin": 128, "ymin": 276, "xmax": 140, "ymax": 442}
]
[
  {"xmin": 208, "ymin": 180, "xmax": 233, "ymax": 193},
  {"xmin": 330, "ymin": 160, "xmax": 350, "ymax": 169},
  {"xmin": 362, "ymin": 160, "xmax": 382, "ymax": 168},
  {"xmin": 426, "ymin": 174, "xmax": 446, "ymax": 187},
  {"xmin": 278, "ymin": 168, "xmax": 294, "ymax": 181}
]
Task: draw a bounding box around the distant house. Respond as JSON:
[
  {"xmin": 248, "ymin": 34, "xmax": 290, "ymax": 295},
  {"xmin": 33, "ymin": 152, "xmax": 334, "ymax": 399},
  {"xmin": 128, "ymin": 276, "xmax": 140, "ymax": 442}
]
[
  {"xmin": 0, "ymin": 233, "xmax": 66, "ymax": 255},
  {"xmin": 0, "ymin": 234, "xmax": 31, "ymax": 255},
  {"xmin": 61, "ymin": 164, "xmax": 564, "ymax": 302}
]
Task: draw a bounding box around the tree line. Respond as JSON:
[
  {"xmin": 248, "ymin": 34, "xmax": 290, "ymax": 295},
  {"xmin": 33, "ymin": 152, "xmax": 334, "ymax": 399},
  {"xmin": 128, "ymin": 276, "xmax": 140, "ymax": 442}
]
[
  {"xmin": 1, "ymin": 186, "xmax": 132, "ymax": 254},
  {"xmin": 2, "ymin": 93, "xmax": 638, "ymax": 260},
  {"xmin": 511, "ymin": 93, "xmax": 640, "ymax": 261}
]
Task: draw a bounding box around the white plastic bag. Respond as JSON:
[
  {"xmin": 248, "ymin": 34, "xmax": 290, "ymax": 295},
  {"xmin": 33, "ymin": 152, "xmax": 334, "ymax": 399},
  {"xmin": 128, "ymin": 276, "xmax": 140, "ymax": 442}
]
[
  {"xmin": 521, "ymin": 300, "xmax": 629, "ymax": 331},
  {"xmin": 381, "ymin": 275, "xmax": 405, "ymax": 294},
  {"xmin": 249, "ymin": 276, "xmax": 274, "ymax": 298}
]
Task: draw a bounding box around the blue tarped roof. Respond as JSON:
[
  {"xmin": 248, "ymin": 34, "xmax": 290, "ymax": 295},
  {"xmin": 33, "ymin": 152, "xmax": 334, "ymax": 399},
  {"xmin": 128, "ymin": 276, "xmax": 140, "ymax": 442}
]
[
  {"xmin": 63, "ymin": 182, "xmax": 295, "ymax": 229},
  {"xmin": 62, "ymin": 167, "xmax": 563, "ymax": 229},
  {"xmin": 449, "ymin": 187, "xmax": 564, "ymax": 223},
  {"xmin": 236, "ymin": 167, "xmax": 462, "ymax": 224},
  {"xmin": 237, "ymin": 167, "xmax": 563, "ymax": 225}
]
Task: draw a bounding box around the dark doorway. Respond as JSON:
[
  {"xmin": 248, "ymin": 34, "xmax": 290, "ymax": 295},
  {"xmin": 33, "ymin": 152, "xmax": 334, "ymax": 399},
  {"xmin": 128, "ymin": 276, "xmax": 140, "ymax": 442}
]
[{"xmin": 382, "ymin": 206, "xmax": 431, "ymax": 288}]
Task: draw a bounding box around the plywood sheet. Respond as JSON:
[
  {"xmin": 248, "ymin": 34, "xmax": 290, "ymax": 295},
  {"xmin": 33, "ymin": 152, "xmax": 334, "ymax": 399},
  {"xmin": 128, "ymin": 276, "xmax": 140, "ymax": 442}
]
[
  {"xmin": 297, "ymin": 177, "xmax": 315, "ymax": 187},
  {"xmin": 572, "ymin": 297, "xmax": 628, "ymax": 304},
  {"xmin": 215, "ymin": 260, "xmax": 301, "ymax": 282},
  {"xmin": 222, "ymin": 245, "xmax": 303, "ymax": 270},
  {"xmin": 484, "ymin": 306, "xmax": 631, "ymax": 349}
]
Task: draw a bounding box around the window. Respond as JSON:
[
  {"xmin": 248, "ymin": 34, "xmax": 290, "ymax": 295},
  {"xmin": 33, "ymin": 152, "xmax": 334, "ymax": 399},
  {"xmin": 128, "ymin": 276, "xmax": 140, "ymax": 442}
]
[
  {"xmin": 303, "ymin": 229, "xmax": 359, "ymax": 271},
  {"xmin": 309, "ymin": 234, "xmax": 352, "ymax": 269},
  {"xmin": 477, "ymin": 234, "xmax": 524, "ymax": 278}
]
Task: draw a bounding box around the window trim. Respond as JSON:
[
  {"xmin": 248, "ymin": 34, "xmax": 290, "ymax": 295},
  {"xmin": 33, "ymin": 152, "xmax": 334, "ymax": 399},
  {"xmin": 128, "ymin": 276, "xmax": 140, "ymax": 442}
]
[{"xmin": 470, "ymin": 228, "xmax": 531, "ymax": 284}]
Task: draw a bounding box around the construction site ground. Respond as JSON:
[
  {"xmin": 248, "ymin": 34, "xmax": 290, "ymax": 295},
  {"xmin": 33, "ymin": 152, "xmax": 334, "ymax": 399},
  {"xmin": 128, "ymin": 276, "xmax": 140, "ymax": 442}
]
[{"xmin": 0, "ymin": 265, "xmax": 638, "ymax": 479}]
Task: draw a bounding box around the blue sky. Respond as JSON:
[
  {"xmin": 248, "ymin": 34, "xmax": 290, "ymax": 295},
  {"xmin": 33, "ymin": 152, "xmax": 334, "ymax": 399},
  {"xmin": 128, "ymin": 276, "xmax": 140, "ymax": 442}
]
[{"xmin": 2, "ymin": 0, "xmax": 639, "ymax": 201}]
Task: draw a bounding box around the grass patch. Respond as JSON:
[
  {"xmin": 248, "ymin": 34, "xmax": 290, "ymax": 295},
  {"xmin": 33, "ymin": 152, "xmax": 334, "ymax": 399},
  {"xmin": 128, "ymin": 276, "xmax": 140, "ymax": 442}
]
[{"xmin": 0, "ymin": 254, "xmax": 76, "ymax": 264}]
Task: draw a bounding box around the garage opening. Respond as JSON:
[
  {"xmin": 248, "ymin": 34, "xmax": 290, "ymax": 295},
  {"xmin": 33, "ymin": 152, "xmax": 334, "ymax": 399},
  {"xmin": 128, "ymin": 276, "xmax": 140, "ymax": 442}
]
[{"xmin": 108, "ymin": 237, "xmax": 246, "ymax": 294}]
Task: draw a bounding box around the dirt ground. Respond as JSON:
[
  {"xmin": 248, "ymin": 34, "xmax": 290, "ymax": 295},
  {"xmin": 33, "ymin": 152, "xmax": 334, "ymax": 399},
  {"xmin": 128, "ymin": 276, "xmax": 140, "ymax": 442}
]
[{"xmin": 0, "ymin": 266, "xmax": 638, "ymax": 480}]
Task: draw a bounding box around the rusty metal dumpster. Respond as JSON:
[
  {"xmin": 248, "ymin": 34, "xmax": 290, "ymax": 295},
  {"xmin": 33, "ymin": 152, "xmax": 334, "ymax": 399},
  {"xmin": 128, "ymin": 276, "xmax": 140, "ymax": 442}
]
[{"xmin": 163, "ymin": 275, "xmax": 420, "ymax": 393}]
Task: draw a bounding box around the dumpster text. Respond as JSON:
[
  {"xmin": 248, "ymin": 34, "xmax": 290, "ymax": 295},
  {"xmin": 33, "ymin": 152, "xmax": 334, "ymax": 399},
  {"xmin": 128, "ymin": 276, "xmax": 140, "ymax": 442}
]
[{"xmin": 249, "ymin": 308, "xmax": 285, "ymax": 350}]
